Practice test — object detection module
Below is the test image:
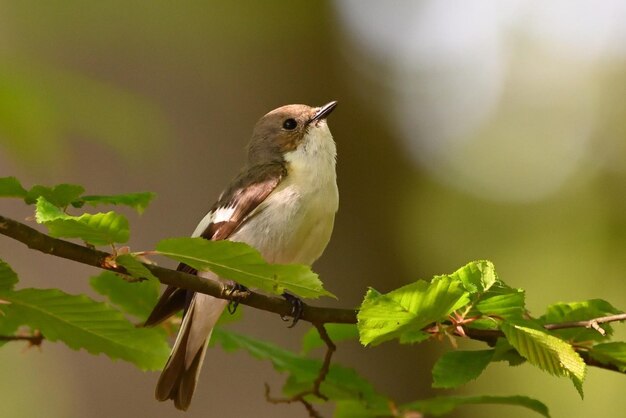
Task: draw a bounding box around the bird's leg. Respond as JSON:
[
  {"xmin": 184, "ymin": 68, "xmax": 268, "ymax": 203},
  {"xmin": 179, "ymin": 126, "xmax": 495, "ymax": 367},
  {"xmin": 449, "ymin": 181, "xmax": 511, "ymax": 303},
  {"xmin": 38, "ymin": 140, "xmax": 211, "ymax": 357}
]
[
  {"xmin": 222, "ymin": 282, "xmax": 250, "ymax": 315},
  {"xmin": 280, "ymin": 293, "xmax": 305, "ymax": 328}
]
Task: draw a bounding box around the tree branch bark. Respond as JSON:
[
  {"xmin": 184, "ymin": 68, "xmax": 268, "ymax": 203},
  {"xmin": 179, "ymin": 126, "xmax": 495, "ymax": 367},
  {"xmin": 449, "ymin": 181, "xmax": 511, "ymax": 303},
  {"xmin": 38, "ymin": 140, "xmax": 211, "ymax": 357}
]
[
  {"xmin": 0, "ymin": 330, "xmax": 43, "ymax": 347},
  {"xmin": 543, "ymin": 313, "xmax": 626, "ymax": 336},
  {"xmin": 0, "ymin": 214, "xmax": 357, "ymax": 324},
  {"xmin": 1, "ymin": 214, "xmax": 625, "ymax": 375}
]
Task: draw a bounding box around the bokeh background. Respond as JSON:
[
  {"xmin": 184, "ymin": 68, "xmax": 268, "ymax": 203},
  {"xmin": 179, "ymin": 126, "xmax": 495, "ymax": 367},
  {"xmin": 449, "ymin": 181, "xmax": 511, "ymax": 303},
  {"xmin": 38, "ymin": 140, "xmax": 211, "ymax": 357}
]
[{"xmin": 1, "ymin": 1, "xmax": 625, "ymax": 417}]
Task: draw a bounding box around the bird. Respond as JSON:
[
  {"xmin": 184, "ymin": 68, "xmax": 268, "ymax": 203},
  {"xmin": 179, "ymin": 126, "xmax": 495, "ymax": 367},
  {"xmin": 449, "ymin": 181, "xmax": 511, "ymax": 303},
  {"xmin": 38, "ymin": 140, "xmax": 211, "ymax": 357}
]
[{"xmin": 145, "ymin": 101, "xmax": 339, "ymax": 410}]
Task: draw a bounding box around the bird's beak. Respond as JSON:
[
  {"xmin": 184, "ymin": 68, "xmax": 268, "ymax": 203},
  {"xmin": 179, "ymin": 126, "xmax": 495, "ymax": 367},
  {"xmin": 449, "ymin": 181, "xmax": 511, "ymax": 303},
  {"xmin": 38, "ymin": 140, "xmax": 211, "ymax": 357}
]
[{"xmin": 311, "ymin": 101, "xmax": 338, "ymax": 123}]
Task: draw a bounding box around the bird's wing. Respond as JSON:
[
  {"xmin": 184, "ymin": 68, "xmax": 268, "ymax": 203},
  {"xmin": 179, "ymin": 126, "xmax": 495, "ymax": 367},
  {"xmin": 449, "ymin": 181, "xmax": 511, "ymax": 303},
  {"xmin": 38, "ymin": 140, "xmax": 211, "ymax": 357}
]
[
  {"xmin": 144, "ymin": 162, "xmax": 286, "ymax": 326},
  {"xmin": 197, "ymin": 162, "xmax": 287, "ymax": 241}
]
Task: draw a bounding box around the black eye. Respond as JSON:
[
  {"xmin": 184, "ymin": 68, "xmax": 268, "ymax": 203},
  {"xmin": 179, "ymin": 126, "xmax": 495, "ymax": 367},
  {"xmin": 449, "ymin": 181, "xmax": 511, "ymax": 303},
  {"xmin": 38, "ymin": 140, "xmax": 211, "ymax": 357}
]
[{"xmin": 282, "ymin": 118, "xmax": 297, "ymax": 130}]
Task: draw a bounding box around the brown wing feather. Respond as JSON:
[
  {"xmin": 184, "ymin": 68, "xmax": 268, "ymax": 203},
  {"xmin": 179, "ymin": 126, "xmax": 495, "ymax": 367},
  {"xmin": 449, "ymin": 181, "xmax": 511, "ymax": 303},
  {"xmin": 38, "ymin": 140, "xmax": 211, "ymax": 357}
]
[
  {"xmin": 144, "ymin": 162, "xmax": 286, "ymax": 326},
  {"xmin": 201, "ymin": 162, "xmax": 286, "ymax": 240}
]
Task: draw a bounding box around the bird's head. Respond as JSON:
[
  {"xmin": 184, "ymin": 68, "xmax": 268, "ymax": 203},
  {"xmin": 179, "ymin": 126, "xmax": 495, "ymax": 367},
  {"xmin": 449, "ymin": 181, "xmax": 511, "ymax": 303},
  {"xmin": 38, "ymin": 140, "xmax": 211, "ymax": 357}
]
[{"xmin": 247, "ymin": 101, "xmax": 338, "ymax": 165}]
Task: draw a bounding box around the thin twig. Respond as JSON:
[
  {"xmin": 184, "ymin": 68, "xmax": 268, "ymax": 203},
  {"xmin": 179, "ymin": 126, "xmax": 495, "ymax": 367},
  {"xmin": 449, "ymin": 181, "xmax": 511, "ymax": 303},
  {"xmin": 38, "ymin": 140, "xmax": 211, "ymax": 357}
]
[
  {"xmin": 543, "ymin": 313, "xmax": 626, "ymax": 336},
  {"xmin": 264, "ymin": 323, "xmax": 337, "ymax": 418},
  {"xmin": 577, "ymin": 350, "xmax": 623, "ymax": 374},
  {"xmin": 265, "ymin": 383, "xmax": 322, "ymax": 418},
  {"xmin": 459, "ymin": 313, "xmax": 626, "ymax": 346},
  {"xmin": 0, "ymin": 330, "xmax": 44, "ymax": 347},
  {"xmin": 310, "ymin": 323, "xmax": 336, "ymax": 399}
]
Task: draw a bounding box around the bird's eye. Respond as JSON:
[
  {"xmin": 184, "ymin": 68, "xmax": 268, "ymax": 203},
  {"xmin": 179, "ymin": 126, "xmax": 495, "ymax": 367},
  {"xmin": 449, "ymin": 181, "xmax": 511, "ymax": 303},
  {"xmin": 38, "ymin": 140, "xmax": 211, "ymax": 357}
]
[{"xmin": 282, "ymin": 118, "xmax": 297, "ymax": 130}]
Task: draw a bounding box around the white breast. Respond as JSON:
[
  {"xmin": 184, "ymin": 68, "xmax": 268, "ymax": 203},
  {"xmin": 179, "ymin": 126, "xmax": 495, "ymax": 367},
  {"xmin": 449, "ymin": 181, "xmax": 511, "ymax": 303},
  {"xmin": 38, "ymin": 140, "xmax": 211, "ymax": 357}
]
[{"xmin": 230, "ymin": 122, "xmax": 338, "ymax": 265}]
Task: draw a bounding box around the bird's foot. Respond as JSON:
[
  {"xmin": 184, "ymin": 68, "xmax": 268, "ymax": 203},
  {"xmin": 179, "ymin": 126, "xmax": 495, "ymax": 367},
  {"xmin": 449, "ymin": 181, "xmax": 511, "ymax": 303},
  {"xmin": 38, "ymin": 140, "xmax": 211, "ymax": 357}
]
[
  {"xmin": 222, "ymin": 282, "xmax": 250, "ymax": 315},
  {"xmin": 280, "ymin": 293, "xmax": 305, "ymax": 328}
]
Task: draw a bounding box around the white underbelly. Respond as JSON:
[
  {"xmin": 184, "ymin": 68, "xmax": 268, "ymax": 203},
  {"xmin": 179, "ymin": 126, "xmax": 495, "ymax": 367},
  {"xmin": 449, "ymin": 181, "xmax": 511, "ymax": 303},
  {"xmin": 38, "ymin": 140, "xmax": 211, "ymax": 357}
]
[{"xmin": 229, "ymin": 183, "xmax": 338, "ymax": 265}]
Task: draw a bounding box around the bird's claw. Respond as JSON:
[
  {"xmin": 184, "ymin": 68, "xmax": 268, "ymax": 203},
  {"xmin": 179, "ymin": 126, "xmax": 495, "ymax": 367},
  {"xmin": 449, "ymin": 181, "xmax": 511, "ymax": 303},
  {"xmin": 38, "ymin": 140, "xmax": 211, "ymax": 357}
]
[
  {"xmin": 227, "ymin": 300, "xmax": 239, "ymax": 315},
  {"xmin": 223, "ymin": 283, "xmax": 249, "ymax": 315},
  {"xmin": 280, "ymin": 293, "xmax": 305, "ymax": 328}
]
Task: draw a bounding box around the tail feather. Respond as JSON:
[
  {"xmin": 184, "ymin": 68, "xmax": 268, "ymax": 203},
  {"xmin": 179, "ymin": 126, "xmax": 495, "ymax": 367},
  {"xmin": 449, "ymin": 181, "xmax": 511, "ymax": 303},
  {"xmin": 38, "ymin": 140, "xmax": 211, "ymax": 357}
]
[
  {"xmin": 144, "ymin": 263, "xmax": 198, "ymax": 327},
  {"xmin": 144, "ymin": 285, "xmax": 188, "ymax": 327},
  {"xmin": 155, "ymin": 292, "xmax": 228, "ymax": 411},
  {"xmin": 176, "ymin": 342, "xmax": 208, "ymax": 409}
]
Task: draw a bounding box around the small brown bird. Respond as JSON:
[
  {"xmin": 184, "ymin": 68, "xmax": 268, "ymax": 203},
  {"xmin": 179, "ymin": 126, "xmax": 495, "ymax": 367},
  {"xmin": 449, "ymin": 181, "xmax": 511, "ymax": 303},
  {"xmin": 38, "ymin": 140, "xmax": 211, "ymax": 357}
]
[{"xmin": 145, "ymin": 101, "xmax": 339, "ymax": 410}]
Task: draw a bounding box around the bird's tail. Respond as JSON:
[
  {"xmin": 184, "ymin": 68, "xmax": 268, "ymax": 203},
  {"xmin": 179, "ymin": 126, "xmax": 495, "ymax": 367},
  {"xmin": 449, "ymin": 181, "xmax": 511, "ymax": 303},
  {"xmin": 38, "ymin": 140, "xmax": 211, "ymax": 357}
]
[{"xmin": 155, "ymin": 292, "xmax": 228, "ymax": 411}]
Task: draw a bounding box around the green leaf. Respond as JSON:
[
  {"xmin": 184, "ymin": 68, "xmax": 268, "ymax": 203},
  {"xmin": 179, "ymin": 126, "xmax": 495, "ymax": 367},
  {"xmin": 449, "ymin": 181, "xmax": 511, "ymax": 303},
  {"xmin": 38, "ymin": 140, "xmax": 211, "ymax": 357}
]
[
  {"xmin": 155, "ymin": 237, "xmax": 333, "ymax": 299},
  {"xmin": 401, "ymin": 395, "xmax": 550, "ymax": 417},
  {"xmin": 357, "ymin": 288, "xmax": 414, "ymax": 346},
  {"xmin": 0, "ymin": 260, "xmax": 20, "ymax": 344},
  {"xmin": 212, "ymin": 328, "xmax": 384, "ymax": 404},
  {"xmin": 35, "ymin": 197, "xmax": 129, "ymax": 245},
  {"xmin": 398, "ymin": 329, "xmax": 431, "ymax": 344},
  {"xmin": 450, "ymin": 260, "xmax": 497, "ymax": 294},
  {"xmin": 475, "ymin": 282, "xmax": 526, "ymax": 320},
  {"xmin": 0, "ymin": 287, "xmax": 169, "ymax": 370},
  {"xmin": 25, "ymin": 184, "xmax": 85, "ymax": 207},
  {"xmin": 357, "ymin": 276, "xmax": 469, "ymax": 346},
  {"xmin": 0, "ymin": 176, "xmax": 27, "ymax": 198},
  {"xmin": 539, "ymin": 299, "xmax": 622, "ymax": 342},
  {"xmin": 492, "ymin": 338, "xmax": 526, "ymax": 366},
  {"xmin": 212, "ymin": 327, "xmax": 319, "ymax": 377},
  {"xmin": 90, "ymin": 271, "xmax": 159, "ymax": 320},
  {"xmin": 115, "ymin": 254, "xmax": 159, "ymax": 282},
  {"xmin": 0, "ymin": 310, "xmax": 20, "ymax": 347},
  {"xmin": 0, "ymin": 177, "xmax": 155, "ymax": 214},
  {"xmin": 432, "ymin": 349, "xmax": 494, "ymax": 388},
  {"xmin": 588, "ymin": 342, "xmax": 626, "ymax": 372},
  {"xmin": 301, "ymin": 324, "xmax": 358, "ymax": 354},
  {"xmin": 334, "ymin": 399, "xmax": 391, "ymax": 418},
  {"xmin": 501, "ymin": 320, "xmax": 586, "ymax": 397},
  {"xmin": 74, "ymin": 192, "xmax": 156, "ymax": 214},
  {"xmin": 216, "ymin": 304, "xmax": 243, "ymax": 326},
  {"xmin": 282, "ymin": 363, "xmax": 385, "ymax": 404},
  {"xmin": 0, "ymin": 259, "xmax": 18, "ymax": 292}
]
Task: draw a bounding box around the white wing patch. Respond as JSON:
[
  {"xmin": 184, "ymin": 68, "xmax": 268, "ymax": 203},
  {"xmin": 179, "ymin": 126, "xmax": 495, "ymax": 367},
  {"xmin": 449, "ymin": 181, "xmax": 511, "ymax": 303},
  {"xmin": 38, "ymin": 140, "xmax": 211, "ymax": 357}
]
[
  {"xmin": 212, "ymin": 206, "xmax": 235, "ymax": 223},
  {"xmin": 191, "ymin": 206, "xmax": 235, "ymax": 238}
]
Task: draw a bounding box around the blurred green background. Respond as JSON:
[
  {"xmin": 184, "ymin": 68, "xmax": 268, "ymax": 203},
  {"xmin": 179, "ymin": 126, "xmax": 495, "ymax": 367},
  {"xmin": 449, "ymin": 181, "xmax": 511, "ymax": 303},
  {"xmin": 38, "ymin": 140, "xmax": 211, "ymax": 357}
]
[{"xmin": 1, "ymin": 1, "xmax": 625, "ymax": 417}]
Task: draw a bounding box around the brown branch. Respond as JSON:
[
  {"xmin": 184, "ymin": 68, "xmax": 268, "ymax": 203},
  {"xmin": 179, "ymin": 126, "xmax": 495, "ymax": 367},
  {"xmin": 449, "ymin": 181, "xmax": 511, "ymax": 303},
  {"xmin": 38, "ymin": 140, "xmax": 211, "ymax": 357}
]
[
  {"xmin": 1, "ymin": 214, "xmax": 625, "ymax": 376},
  {"xmin": 577, "ymin": 350, "xmax": 623, "ymax": 373},
  {"xmin": 265, "ymin": 383, "xmax": 322, "ymax": 418},
  {"xmin": 0, "ymin": 214, "xmax": 357, "ymax": 325},
  {"xmin": 310, "ymin": 323, "xmax": 336, "ymax": 398},
  {"xmin": 0, "ymin": 330, "xmax": 43, "ymax": 347},
  {"xmin": 461, "ymin": 313, "xmax": 626, "ymax": 347},
  {"xmin": 264, "ymin": 323, "xmax": 336, "ymax": 418},
  {"xmin": 460, "ymin": 327, "xmax": 625, "ymax": 375},
  {"xmin": 543, "ymin": 313, "xmax": 626, "ymax": 336}
]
